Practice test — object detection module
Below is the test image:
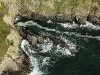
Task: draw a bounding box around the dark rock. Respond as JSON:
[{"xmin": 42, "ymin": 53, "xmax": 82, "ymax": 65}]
[
  {"xmin": 31, "ymin": 12, "xmax": 48, "ymax": 21},
  {"xmin": 75, "ymin": 15, "xmax": 87, "ymax": 25},
  {"xmin": 1, "ymin": 51, "xmax": 31, "ymax": 75},
  {"xmin": 27, "ymin": 35, "xmax": 37, "ymax": 46},
  {"xmin": 48, "ymin": 14, "xmax": 75, "ymax": 23},
  {"xmin": 87, "ymin": 14, "xmax": 100, "ymax": 25},
  {"xmin": 16, "ymin": 12, "xmax": 100, "ymax": 25},
  {"xmin": 26, "ymin": 12, "xmax": 76, "ymax": 23}
]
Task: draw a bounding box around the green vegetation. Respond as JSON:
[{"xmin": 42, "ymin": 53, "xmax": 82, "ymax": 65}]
[
  {"xmin": 36, "ymin": 1, "xmax": 43, "ymax": 13},
  {"xmin": 7, "ymin": 39, "xmax": 14, "ymax": 46},
  {"xmin": 33, "ymin": 0, "xmax": 88, "ymax": 14},
  {"xmin": 0, "ymin": 2, "xmax": 10, "ymax": 62},
  {"xmin": 16, "ymin": 0, "xmax": 100, "ymax": 15},
  {"xmin": 7, "ymin": 54, "xmax": 12, "ymax": 58},
  {"xmin": 54, "ymin": 0, "xmax": 65, "ymax": 14}
]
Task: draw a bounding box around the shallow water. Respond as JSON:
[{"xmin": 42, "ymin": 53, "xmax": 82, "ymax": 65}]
[{"xmin": 17, "ymin": 20, "xmax": 100, "ymax": 75}]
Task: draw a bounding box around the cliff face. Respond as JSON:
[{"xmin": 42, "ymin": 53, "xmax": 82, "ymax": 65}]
[
  {"xmin": 18, "ymin": 0, "xmax": 100, "ymax": 25},
  {"xmin": 1, "ymin": 0, "xmax": 100, "ymax": 24},
  {"xmin": 0, "ymin": 0, "xmax": 100, "ymax": 75}
]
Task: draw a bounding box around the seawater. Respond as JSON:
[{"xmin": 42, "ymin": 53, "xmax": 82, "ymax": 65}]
[{"xmin": 17, "ymin": 20, "xmax": 100, "ymax": 75}]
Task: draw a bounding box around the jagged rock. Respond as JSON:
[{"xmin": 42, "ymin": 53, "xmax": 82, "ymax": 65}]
[
  {"xmin": 27, "ymin": 35, "xmax": 37, "ymax": 46},
  {"xmin": 75, "ymin": 15, "xmax": 87, "ymax": 25},
  {"xmin": 1, "ymin": 0, "xmax": 100, "ymax": 75},
  {"xmin": 0, "ymin": 52, "xmax": 31, "ymax": 75},
  {"xmin": 31, "ymin": 12, "xmax": 48, "ymax": 21},
  {"xmin": 37, "ymin": 36, "xmax": 44, "ymax": 43},
  {"xmin": 87, "ymin": 14, "xmax": 100, "ymax": 25}
]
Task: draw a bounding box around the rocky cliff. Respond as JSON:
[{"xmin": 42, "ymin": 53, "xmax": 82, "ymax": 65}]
[
  {"xmin": 15, "ymin": 0, "xmax": 100, "ymax": 25},
  {"xmin": 1, "ymin": 0, "xmax": 100, "ymax": 25},
  {"xmin": 0, "ymin": 0, "xmax": 100, "ymax": 75}
]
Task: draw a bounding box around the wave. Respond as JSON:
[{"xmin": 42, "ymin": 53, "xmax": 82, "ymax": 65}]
[
  {"xmin": 21, "ymin": 40, "xmax": 44, "ymax": 75},
  {"xmin": 18, "ymin": 20, "xmax": 100, "ymax": 75},
  {"xmin": 21, "ymin": 37, "xmax": 76, "ymax": 75},
  {"xmin": 59, "ymin": 21, "xmax": 100, "ymax": 30}
]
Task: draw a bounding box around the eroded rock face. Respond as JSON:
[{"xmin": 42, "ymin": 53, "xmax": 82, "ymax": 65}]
[
  {"xmin": 1, "ymin": 0, "xmax": 100, "ymax": 75},
  {"xmin": 14, "ymin": 0, "xmax": 100, "ymax": 25},
  {"xmin": 1, "ymin": 0, "xmax": 100, "ymax": 25},
  {"xmin": 87, "ymin": 14, "xmax": 100, "ymax": 25},
  {"xmin": 1, "ymin": 53, "xmax": 31, "ymax": 75}
]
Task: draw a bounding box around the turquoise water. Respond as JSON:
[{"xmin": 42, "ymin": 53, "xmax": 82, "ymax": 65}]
[{"xmin": 18, "ymin": 19, "xmax": 100, "ymax": 75}]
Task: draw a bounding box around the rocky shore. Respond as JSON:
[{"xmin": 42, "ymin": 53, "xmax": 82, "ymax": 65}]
[
  {"xmin": 18, "ymin": 12, "xmax": 100, "ymax": 25},
  {"xmin": 0, "ymin": 0, "xmax": 100, "ymax": 75},
  {"xmin": 0, "ymin": 22, "xmax": 31, "ymax": 75}
]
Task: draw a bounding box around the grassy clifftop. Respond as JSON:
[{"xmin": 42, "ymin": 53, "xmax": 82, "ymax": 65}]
[
  {"xmin": 19, "ymin": 0, "xmax": 100, "ymax": 16},
  {"xmin": 0, "ymin": 2, "xmax": 10, "ymax": 62},
  {"xmin": 1, "ymin": 0, "xmax": 99, "ymax": 16}
]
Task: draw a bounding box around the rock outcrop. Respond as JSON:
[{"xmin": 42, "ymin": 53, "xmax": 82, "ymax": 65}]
[
  {"xmin": 0, "ymin": 0, "xmax": 100, "ymax": 75},
  {"xmin": 17, "ymin": 0, "xmax": 100, "ymax": 25},
  {"xmin": 1, "ymin": 0, "xmax": 100, "ymax": 25}
]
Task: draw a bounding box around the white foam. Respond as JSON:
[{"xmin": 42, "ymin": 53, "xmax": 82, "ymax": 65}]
[
  {"xmin": 80, "ymin": 21, "xmax": 100, "ymax": 30},
  {"xmin": 36, "ymin": 38, "xmax": 74, "ymax": 56},
  {"xmin": 47, "ymin": 20, "xmax": 52, "ymax": 23},
  {"xmin": 21, "ymin": 40, "xmax": 44, "ymax": 75},
  {"xmin": 16, "ymin": 21, "xmax": 57, "ymax": 32},
  {"xmin": 16, "ymin": 21, "xmax": 36, "ymax": 27},
  {"xmin": 21, "ymin": 37, "xmax": 77, "ymax": 75},
  {"xmin": 60, "ymin": 21, "xmax": 100, "ymax": 30},
  {"xmin": 36, "ymin": 38, "xmax": 53, "ymax": 53},
  {"xmin": 59, "ymin": 22, "xmax": 78, "ymax": 28},
  {"xmin": 29, "ymin": 56, "xmax": 43, "ymax": 75},
  {"xmin": 15, "ymin": 16, "xmax": 21, "ymax": 22},
  {"xmin": 42, "ymin": 57, "xmax": 51, "ymax": 66},
  {"xmin": 55, "ymin": 45, "xmax": 72, "ymax": 56},
  {"xmin": 61, "ymin": 37, "xmax": 76, "ymax": 50}
]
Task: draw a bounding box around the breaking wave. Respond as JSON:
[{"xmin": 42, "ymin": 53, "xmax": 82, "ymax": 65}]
[{"xmin": 17, "ymin": 20, "xmax": 100, "ymax": 75}]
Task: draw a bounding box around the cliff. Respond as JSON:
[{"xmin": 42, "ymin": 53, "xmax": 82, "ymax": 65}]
[
  {"xmin": 1, "ymin": 0, "xmax": 100, "ymax": 25},
  {"xmin": 13, "ymin": 0, "xmax": 100, "ymax": 25},
  {"xmin": 0, "ymin": 0, "xmax": 100, "ymax": 75}
]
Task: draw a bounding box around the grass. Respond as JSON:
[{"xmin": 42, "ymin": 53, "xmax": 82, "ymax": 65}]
[
  {"xmin": 15, "ymin": 0, "xmax": 100, "ymax": 15},
  {"xmin": 36, "ymin": 1, "xmax": 43, "ymax": 13},
  {"xmin": 0, "ymin": 2, "xmax": 10, "ymax": 62},
  {"xmin": 53, "ymin": 0, "xmax": 65, "ymax": 14}
]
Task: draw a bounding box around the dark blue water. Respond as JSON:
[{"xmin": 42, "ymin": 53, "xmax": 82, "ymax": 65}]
[
  {"xmin": 17, "ymin": 19, "xmax": 100, "ymax": 75},
  {"xmin": 48, "ymin": 38, "xmax": 100, "ymax": 75},
  {"xmin": 26, "ymin": 21, "xmax": 100, "ymax": 75}
]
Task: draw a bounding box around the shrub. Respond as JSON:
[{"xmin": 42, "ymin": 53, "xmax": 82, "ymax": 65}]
[{"xmin": 7, "ymin": 39, "xmax": 14, "ymax": 46}]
